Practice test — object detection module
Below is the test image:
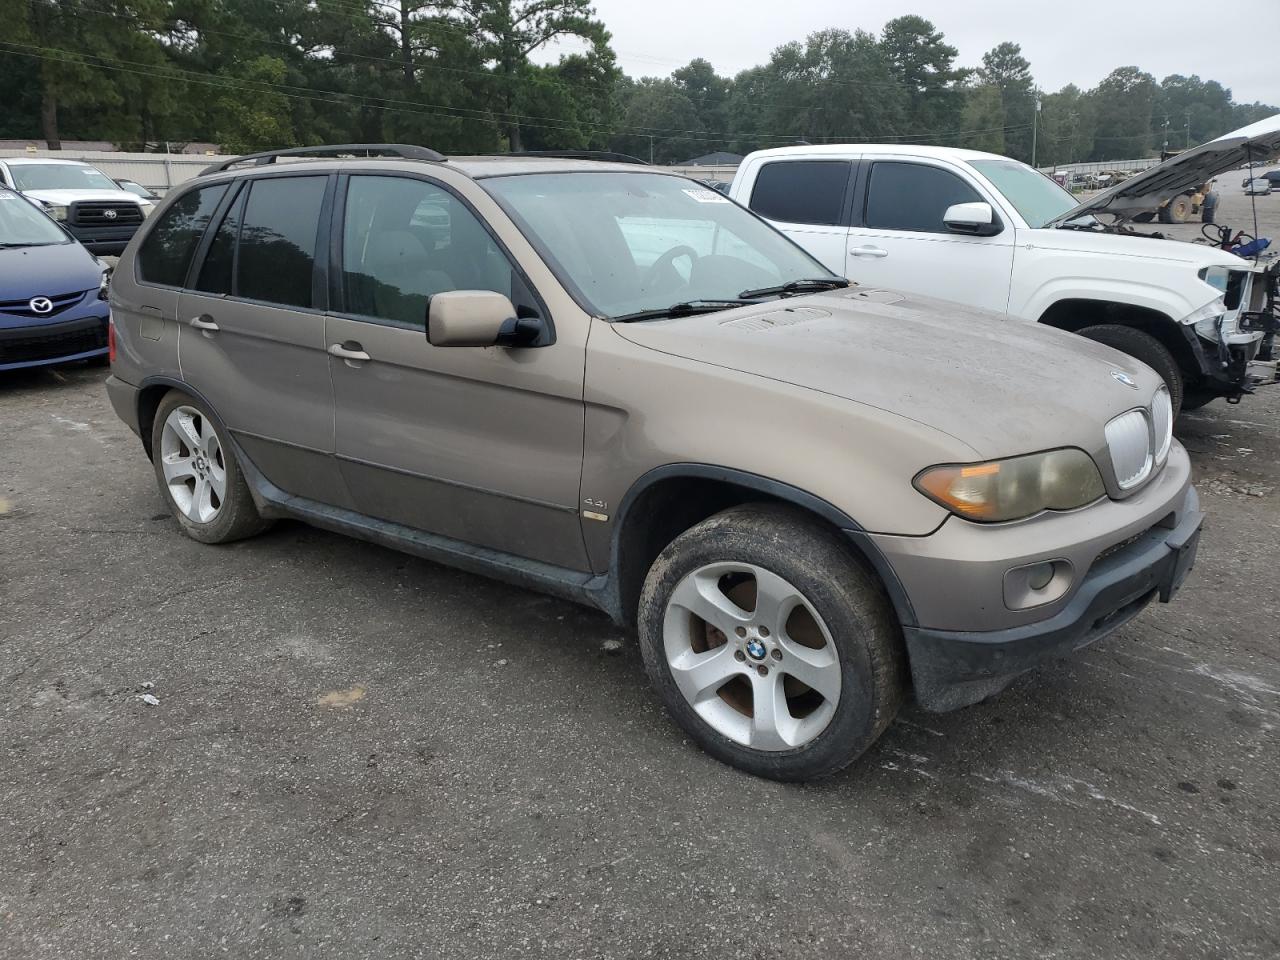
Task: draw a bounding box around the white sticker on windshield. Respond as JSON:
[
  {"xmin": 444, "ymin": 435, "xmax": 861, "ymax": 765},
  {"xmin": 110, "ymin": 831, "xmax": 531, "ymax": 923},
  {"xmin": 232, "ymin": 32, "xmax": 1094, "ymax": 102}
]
[{"xmin": 682, "ymin": 187, "xmax": 729, "ymax": 204}]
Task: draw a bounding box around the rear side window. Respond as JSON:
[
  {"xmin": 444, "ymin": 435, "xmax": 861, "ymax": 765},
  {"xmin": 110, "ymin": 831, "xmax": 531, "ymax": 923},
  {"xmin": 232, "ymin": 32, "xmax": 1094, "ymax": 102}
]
[
  {"xmin": 136, "ymin": 184, "xmax": 227, "ymax": 287},
  {"xmin": 864, "ymin": 162, "xmax": 982, "ymax": 233},
  {"xmin": 194, "ymin": 189, "xmax": 243, "ymax": 295},
  {"xmin": 748, "ymin": 160, "xmax": 850, "ymax": 226},
  {"xmin": 235, "ymin": 176, "xmax": 326, "ymax": 309}
]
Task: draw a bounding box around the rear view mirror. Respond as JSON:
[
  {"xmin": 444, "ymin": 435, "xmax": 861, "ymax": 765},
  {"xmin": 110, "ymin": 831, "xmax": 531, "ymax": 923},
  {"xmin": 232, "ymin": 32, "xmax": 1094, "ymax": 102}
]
[
  {"xmin": 427, "ymin": 290, "xmax": 542, "ymax": 347},
  {"xmin": 943, "ymin": 201, "xmax": 1002, "ymax": 237}
]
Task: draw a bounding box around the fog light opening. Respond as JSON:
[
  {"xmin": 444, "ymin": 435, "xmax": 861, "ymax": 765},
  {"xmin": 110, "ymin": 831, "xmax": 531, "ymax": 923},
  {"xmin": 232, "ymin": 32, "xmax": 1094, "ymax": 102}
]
[{"xmin": 1027, "ymin": 562, "xmax": 1055, "ymax": 591}]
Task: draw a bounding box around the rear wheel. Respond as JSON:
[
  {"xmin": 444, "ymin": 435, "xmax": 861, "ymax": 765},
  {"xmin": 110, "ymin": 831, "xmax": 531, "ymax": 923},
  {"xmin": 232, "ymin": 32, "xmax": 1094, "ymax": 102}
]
[
  {"xmin": 1077, "ymin": 324, "xmax": 1184, "ymax": 416},
  {"xmin": 637, "ymin": 504, "xmax": 906, "ymax": 781},
  {"xmin": 151, "ymin": 391, "xmax": 271, "ymax": 544}
]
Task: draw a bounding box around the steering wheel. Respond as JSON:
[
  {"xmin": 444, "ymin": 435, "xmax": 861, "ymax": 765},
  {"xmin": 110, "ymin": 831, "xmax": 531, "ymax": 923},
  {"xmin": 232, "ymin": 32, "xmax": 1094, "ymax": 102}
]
[{"xmin": 641, "ymin": 245, "xmax": 700, "ymax": 291}]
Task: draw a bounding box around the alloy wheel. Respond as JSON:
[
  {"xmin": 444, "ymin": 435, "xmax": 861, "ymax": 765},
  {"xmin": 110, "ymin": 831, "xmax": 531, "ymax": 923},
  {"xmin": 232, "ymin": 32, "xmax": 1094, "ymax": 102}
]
[
  {"xmin": 662, "ymin": 562, "xmax": 842, "ymax": 751},
  {"xmin": 159, "ymin": 405, "xmax": 226, "ymax": 524}
]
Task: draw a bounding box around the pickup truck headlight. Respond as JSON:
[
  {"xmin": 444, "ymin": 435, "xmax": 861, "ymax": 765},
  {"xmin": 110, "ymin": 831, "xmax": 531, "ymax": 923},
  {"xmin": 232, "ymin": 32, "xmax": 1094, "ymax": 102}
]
[
  {"xmin": 98, "ymin": 269, "xmax": 111, "ymax": 300},
  {"xmin": 40, "ymin": 200, "xmax": 69, "ymax": 221},
  {"xmin": 914, "ymin": 449, "xmax": 1106, "ymax": 523}
]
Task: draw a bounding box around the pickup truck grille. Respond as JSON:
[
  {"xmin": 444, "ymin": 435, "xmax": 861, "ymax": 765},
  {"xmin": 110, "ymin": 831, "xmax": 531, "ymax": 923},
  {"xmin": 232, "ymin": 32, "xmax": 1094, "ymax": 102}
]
[
  {"xmin": 70, "ymin": 201, "xmax": 143, "ymax": 227},
  {"xmin": 1105, "ymin": 409, "xmax": 1154, "ymax": 490},
  {"xmin": 0, "ymin": 290, "xmax": 88, "ymax": 318}
]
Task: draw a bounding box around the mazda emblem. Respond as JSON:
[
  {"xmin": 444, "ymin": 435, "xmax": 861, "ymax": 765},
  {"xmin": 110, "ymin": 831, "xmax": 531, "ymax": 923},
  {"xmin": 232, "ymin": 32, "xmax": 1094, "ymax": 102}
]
[{"xmin": 29, "ymin": 296, "xmax": 54, "ymax": 314}]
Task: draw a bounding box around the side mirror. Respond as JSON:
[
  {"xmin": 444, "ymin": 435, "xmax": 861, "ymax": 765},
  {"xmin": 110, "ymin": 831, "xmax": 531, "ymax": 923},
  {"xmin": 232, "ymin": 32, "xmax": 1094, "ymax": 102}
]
[
  {"xmin": 943, "ymin": 201, "xmax": 1002, "ymax": 237},
  {"xmin": 427, "ymin": 290, "xmax": 543, "ymax": 347}
]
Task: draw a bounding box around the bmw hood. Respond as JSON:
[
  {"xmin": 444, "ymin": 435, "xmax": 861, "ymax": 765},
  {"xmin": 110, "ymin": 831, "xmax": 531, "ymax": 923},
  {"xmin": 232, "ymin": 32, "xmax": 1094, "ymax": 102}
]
[
  {"xmin": 1045, "ymin": 112, "xmax": 1280, "ymax": 225},
  {"xmin": 0, "ymin": 242, "xmax": 103, "ymax": 301},
  {"xmin": 610, "ymin": 288, "xmax": 1166, "ymax": 460}
]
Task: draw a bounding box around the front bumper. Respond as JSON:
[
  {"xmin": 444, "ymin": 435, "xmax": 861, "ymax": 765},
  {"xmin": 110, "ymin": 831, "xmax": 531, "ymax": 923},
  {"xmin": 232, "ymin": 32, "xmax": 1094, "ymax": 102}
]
[
  {"xmin": 902, "ymin": 494, "xmax": 1201, "ymax": 710},
  {"xmin": 0, "ymin": 308, "xmax": 110, "ymax": 371},
  {"xmin": 64, "ymin": 223, "xmax": 139, "ymax": 256},
  {"xmin": 866, "ymin": 444, "xmax": 1200, "ymax": 711}
]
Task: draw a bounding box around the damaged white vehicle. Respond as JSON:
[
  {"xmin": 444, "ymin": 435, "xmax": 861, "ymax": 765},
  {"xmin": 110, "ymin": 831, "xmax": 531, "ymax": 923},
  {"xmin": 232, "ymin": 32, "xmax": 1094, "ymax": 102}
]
[{"xmin": 731, "ymin": 115, "xmax": 1280, "ymax": 414}]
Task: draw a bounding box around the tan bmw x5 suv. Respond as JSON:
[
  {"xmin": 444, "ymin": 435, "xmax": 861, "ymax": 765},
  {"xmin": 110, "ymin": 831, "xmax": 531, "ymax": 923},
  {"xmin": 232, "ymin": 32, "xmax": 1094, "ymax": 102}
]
[{"xmin": 106, "ymin": 145, "xmax": 1202, "ymax": 780}]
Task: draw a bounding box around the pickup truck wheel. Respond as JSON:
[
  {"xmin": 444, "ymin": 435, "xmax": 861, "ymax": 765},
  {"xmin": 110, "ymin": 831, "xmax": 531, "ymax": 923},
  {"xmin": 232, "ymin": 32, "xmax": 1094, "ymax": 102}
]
[
  {"xmin": 1077, "ymin": 324, "xmax": 1184, "ymax": 415},
  {"xmin": 151, "ymin": 391, "xmax": 272, "ymax": 544},
  {"xmin": 637, "ymin": 504, "xmax": 905, "ymax": 781}
]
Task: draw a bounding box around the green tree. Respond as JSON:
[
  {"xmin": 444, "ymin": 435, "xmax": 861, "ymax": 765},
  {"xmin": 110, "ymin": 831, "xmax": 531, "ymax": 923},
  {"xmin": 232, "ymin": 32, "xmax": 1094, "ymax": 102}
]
[
  {"xmin": 978, "ymin": 41, "xmax": 1035, "ymax": 161},
  {"xmin": 879, "ymin": 15, "xmax": 966, "ymax": 140},
  {"xmin": 1088, "ymin": 66, "xmax": 1156, "ymax": 160},
  {"xmin": 438, "ymin": 0, "xmax": 609, "ymax": 150}
]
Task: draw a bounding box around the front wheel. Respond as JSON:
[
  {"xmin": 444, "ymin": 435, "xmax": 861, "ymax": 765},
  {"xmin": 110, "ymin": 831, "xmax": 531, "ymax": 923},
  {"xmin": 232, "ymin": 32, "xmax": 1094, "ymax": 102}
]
[
  {"xmin": 1077, "ymin": 324, "xmax": 1185, "ymax": 416},
  {"xmin": 637, "ymin": 504, "xmax": 906, "ymax": 781}
]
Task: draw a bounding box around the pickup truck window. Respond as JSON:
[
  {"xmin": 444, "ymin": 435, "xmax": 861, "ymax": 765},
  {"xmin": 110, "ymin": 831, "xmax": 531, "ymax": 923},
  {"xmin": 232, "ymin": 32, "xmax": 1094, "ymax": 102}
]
[
  {"xmin": 968, "ymin": 159, "xmax": 1077, "ymax": 228},
  {"xmin": 864, "ymin": 162, "xmax": 982, "ymax": 233},
  {"xmin": 749, "ymin": 160, "xmax": 851, "ymax": 226}
]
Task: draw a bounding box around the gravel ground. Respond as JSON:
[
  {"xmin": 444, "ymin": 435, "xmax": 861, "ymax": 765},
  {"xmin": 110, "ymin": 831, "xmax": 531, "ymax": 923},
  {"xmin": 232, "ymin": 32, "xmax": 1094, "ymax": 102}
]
[
  {"xmin": 1, "ymin": 356, "xmax": 1278, "ymax": 959},
  {"xmin": 1151, "ymin": 164, "xmax": 1280, "ymax": 246}
]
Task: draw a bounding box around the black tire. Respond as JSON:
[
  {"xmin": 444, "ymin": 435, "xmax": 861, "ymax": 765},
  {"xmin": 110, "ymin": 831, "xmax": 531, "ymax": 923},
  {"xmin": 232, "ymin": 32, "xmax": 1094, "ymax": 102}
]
[
  {"xmin": 1077, "ymin": 324, "xmax": 1184, "ymax": 416},
  {"xmin": 150, "ymin": 390, "xmax": 272, "ymax": 544},
  {"xmin": 1160, "ymin": 195, "xmax": 1193, "ymax": 224},
  {"xmin": 1157, "ymin": 203, "xmax": 1174, "ymax": 224},
  {"xmin": 636, "ymin": 504, "xmax": 906, "ymax": 781}
]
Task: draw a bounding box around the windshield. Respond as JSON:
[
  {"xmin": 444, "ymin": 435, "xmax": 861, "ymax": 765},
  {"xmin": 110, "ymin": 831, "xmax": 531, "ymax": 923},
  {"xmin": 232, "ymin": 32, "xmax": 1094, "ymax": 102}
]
[
  {"xmin": 483, "ymin": 172, "xmax": 833, "ymax": 318},
  {"xmin": 0, "ymin": 191, "xmax": 69, "ymax": 246},
  {"xmin": 9, "ymin": 163, "xmax": 119, "ymax": 192},
  {"xmin": 968, "ymin": 159, "xmax": 1079, "ymax": 228},
  {"xmin": 117, "ymin": 180, "xmax": 151, "ymax": 198}
]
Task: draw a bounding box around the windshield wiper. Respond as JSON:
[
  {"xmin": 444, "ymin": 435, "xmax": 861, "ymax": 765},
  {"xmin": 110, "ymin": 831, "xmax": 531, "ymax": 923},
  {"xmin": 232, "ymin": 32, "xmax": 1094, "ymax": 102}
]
[
  {"xmin": 0, "ymin": 241, "xmax": 58, "ymax": 248},
  {"xmin": 612, "ymin": 299, "xmax": 750, "ymax": 323},
  {"xmin": 738, "ymin": 277, "xmax": 851, "ymax": 299}
]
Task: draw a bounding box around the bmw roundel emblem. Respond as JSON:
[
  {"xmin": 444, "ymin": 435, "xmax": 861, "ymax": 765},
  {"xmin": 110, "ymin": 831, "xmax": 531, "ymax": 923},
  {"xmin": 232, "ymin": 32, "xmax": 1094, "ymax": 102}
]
[
  {"xmin": 745, "ymin": 639, "xmax": 767, "ymax": 661},
  {"xmin": 1111, "ymin": 370, "xmax": 1138, "ymax": 389},
  {"xmin": 29, "ymin": 296, "xmax": 53, "ymax": 314}
]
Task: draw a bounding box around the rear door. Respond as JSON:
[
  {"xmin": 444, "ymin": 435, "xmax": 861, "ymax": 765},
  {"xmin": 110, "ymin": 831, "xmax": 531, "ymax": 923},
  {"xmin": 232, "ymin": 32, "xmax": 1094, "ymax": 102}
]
[
  {"xmin": 845, "ymin": 158, "xmax": 1015, "ymax": 313},
  {"xmin": 326, "ymin": 171, "xmax": 589, "ymax": 570},
  {"xmin": 178, "ymin": 173, "xmax": 351, "ymax": 507},
  {"xmin": 742, "ymin": 159, "xmax": 855, "ymax": 275}
]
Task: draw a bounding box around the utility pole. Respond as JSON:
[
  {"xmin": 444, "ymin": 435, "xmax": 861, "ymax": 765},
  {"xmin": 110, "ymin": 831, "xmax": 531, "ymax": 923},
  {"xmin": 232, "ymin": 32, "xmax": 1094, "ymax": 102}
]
[
  {"xmin": 649, "ymin": 136, "xmax": 654, "ymax": 165},
  {"xmin": 1031, "ymin": 97, "xmax": 1041, "ymax": 168},
  {"xmin": 1161, "ymin": 115, "xmax": 1170, "ymax": 153},
  {"xmin": 1185, "ymin": 111, "xmax": 1192, "ymax": 149}
]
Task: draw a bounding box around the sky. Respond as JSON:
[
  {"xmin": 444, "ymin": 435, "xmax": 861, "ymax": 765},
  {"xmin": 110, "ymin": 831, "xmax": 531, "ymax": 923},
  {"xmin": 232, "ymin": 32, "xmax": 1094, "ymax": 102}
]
[{"xmin": 538, "ymin": 0, "xmax": 1278, "ymax": 106}]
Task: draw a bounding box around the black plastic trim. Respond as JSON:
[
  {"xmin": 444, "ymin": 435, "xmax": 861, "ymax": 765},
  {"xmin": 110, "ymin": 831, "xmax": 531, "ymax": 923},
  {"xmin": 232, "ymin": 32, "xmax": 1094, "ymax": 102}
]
[{"xmin": 607, "ymin": 463, "xmax": 919, "ymax": 628}]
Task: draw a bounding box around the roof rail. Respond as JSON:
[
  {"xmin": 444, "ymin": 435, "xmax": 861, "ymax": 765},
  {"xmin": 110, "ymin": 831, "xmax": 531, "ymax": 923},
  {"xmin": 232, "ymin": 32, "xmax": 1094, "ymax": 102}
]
[
  {"xmin": 504, "ymin": 150, "xmax": 648, "ymax": 165},
  {"xmin": 200, "ymin": 143, "xmax": 446, "ymax": 176}
]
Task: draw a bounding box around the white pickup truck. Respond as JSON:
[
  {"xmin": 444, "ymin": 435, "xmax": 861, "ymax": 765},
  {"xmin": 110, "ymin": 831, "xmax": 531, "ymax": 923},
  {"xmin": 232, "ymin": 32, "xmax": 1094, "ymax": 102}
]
[{"xmin": 729, "ymin": 116, "xmax": 1280, "ymax": 414}]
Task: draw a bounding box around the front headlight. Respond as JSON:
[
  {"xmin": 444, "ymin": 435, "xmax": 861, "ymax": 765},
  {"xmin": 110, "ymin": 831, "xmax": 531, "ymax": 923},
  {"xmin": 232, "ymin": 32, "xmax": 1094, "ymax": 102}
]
[
  {"xmin": 139, "ymin": 201, "xmax": 155, "ymax": 218},
  {"xmin": 98, "ymin": 269, "xmax": 111, "ymax": 300},
  {"xmin": 914, "ymin": 449, "xmax": 1106, "ymax": 523},
  {"xmin": 40, "ymin": 200, "xmax": 69, "ymax": 221}
]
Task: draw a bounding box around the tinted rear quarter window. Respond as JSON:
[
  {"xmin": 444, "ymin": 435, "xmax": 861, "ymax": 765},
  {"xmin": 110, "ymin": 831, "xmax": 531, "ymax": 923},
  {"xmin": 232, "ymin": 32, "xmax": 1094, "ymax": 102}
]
[
  {"xmin": 136, "ymin": 184, "xmax": 227, "ymax": 286},
  {"xmin": 864, "ymin": 162, "xmax": 982, "ymax": 233},
  {"xmin": 236, "ymin": 176, "xmax": 327, "ymax": 309},
  {"xmin": 749, "ymin": 160, "xmax": 850, "ymax": 226}
]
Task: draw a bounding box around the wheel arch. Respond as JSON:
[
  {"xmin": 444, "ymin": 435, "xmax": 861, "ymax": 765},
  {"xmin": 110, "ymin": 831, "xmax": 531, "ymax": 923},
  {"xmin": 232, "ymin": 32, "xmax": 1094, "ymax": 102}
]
[
  {"xmin": 605, "ymin": 464, "xmax": 917, "ymax": 631},
  {"xmin": 1037, "ymin": 298, "xmax": 1204, "ymax": 378},
  {"xmin": 135, "ymin": 376, "xmax": 218, "ymax": 460}
]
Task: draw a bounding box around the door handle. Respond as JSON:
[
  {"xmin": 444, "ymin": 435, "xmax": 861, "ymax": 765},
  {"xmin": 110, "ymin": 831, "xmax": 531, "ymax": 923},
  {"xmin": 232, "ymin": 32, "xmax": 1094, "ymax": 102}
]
[
  {"xmin": 328, "ymin": 342, "xmax": 371, "ymax": 363},
  {"xmin": 189, "ymin": 314, "xmax": 219, "ymax": 331},
  {"xmin": 850, "ymin": 246, "xmax": 888, "ymax": 259}
]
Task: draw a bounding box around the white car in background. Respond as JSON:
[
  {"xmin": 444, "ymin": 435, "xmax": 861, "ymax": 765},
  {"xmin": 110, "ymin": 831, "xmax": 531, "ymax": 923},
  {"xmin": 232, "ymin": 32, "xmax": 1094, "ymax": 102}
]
[
  {"xmin": 0, "ymin": 157, "xmax": 152, "ymax": 256},
  {"xmin": 1243, "ymin": 177, "xmax": 1272, "ymax": 196},
  {"xmin": 730, "ymin": 115, "xmax": 1280, "ymax": 413}
]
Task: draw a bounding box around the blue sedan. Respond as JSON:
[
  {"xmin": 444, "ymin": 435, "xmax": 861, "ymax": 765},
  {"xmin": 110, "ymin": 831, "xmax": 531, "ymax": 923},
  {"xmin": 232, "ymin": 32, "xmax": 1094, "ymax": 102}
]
[{"xmin": 0, "ymin": 188, "xmax": 111, "ymax": 371}]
